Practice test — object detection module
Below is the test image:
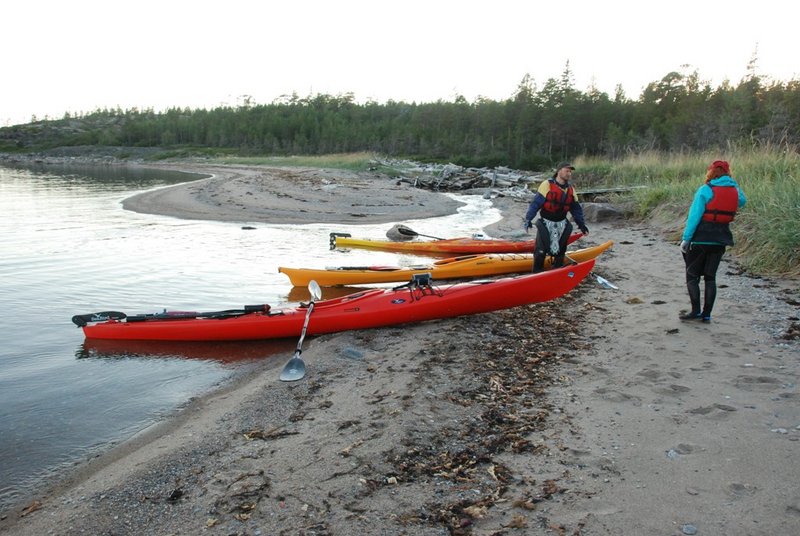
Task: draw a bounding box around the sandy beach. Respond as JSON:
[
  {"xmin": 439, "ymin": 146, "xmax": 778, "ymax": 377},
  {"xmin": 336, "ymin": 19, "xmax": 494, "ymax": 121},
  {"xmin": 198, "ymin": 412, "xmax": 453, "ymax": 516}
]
[
  {"xmin": 2, "ymin": 163, "xmax": 799, "ymax": 536},
  {"xmin": 121, "ymin": 163, "xmax": 464, "ymax": 224}
]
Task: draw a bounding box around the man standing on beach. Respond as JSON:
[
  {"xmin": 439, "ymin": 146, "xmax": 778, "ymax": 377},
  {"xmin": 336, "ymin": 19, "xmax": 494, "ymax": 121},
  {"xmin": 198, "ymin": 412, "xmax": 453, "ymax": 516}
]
[
  {"xmin": 679, "ymin": 159, "xmax": 747, "ymax": 323},
  {"xmin": 524, "ymin": 162, "xmax": 590, "ymax": 272}
]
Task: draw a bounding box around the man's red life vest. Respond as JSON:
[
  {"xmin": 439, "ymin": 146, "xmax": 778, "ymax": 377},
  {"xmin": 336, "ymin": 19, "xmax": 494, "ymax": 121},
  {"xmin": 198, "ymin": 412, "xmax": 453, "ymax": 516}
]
[
  {"xmin": 541, "ymin": 180, "xmax": 574, "ymax": 220},
  {"xmin": 702, "ymin": 185, "xmax": 738, "ymax": 224}
]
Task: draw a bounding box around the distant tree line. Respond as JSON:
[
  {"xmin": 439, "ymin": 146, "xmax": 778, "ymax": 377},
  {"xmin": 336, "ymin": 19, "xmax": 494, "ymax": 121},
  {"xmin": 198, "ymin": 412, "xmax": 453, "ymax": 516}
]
[{"xmin": 4, "ymin": 64, "xmax": 799, "ymax": 168}]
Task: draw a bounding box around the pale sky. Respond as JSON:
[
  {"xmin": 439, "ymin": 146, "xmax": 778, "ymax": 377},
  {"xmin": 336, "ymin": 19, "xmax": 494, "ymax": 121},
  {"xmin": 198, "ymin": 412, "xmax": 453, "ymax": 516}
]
[{"xmin": 2, "ymin": 0, "xmax": 797, "ymax": 127}]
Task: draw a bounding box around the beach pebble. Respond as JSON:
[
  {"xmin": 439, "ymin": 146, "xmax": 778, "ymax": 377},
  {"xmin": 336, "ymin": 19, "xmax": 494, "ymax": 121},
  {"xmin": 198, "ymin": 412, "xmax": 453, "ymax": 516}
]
[{"xmin": 681, "ymin": 523, "xmax": 698, "ymax": 535}]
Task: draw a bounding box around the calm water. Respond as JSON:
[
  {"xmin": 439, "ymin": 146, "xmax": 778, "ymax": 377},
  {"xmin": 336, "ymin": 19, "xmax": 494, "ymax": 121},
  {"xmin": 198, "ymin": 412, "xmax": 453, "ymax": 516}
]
[{"xmin": 0, "ymin": 162, "xmax": 499, "ymax": 512}]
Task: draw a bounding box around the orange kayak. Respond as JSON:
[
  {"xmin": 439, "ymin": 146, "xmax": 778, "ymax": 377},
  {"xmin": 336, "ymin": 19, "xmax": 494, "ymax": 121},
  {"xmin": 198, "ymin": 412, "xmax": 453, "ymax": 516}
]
[{"xmin": 281, "ymin": 241, "xmax": 613, "ymax": 287}]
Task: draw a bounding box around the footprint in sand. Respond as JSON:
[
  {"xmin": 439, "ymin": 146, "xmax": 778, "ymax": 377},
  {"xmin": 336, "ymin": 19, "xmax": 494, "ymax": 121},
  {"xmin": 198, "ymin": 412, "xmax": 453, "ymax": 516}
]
[
  {"xmin": 673, "ymin": 443, "xmax": 695, "ymax": 454},
  {"xmin": 787, "ymin": 498, "xmax": 800, "ymax": 516},
  {"xmin": 689, "ymin": 361, "xmax": 717, "ymax": 372},
  {"xmin": 687, "ymin": 404, "xmax": 738, "ymax": 418},
  {"xmin": 589, "ymin": 364, "xmax": 613, "ymax": 375},
  {"xmin": 635, "ymin": 368, "xmax": 664, "ymax": 382},
  {"xmin": 733, "ymin": 375, "xmax": 784, "ymax": 392},
  {"xmin": 653, "ymin": 384, "xmax": 692, "ymax": 397},
  {"xmin": 725, "ymin": 482, "xmax": 758, "ymax": 500},
  {"xmin": 594, "ymin": 387, "xmax": 642, "ymax": 404}
]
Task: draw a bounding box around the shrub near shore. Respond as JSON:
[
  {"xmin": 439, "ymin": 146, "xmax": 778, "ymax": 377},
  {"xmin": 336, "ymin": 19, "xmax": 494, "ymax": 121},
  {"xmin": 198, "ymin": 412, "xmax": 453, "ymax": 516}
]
[{"xmin": 573, "ymin": 148, "xmax": 800, "ymax": 277}]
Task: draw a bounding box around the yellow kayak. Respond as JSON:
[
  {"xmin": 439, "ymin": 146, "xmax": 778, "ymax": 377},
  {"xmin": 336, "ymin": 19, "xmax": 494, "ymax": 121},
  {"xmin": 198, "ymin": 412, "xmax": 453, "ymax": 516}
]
[
  {"xmin": 330, "ymin": 231, "xmax": 583, "ymax": 255},
  {"xmin": 280, "ymin": 240, "xmax": 613, "ymax": 287}
]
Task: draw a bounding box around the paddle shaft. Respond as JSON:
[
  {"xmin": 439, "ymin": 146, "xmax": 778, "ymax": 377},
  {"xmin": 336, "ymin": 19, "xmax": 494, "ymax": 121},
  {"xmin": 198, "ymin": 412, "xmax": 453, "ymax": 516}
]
[
  {"xmin": 294, "ymin": 302, "xmax": 315, "ymax": 354},
  {"xmin": 280, "ymin": 280, "xmax": 322, "ymax": 381},
  {"xmin": 396, "ymin": 225, "xmax": 443, "ymax": 241}
]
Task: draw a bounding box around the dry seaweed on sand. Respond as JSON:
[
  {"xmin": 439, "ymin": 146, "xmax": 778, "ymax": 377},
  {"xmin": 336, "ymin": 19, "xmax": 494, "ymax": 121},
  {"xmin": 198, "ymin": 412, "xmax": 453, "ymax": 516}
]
[{"xmin": 352, "ymin": 292, "xmax": 589, "ymax": 534}]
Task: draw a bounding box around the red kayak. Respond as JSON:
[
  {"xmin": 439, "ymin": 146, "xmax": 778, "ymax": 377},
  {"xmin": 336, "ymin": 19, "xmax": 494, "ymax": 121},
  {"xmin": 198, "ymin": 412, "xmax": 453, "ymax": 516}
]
[{"xmin": 73, "ymin": 260, "xmax": 594, "ymax": 341}]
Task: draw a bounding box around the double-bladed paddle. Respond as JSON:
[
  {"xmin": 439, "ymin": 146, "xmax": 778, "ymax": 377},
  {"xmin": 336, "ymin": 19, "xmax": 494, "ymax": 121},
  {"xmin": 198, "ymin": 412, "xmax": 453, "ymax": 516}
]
[
  {"xmin": 279, "ymin": 280, "xmax": 322, "ymax": 382},
  {"xmin": 395, "ymin": 225, "xmax": 444, "ymax": 241}
]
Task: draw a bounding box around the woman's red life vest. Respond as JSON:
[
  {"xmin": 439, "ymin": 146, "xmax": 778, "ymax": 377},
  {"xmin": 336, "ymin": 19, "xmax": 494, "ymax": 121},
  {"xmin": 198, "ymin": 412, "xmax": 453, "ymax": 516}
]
[
  {"xmin": 702, "ymin": 185, "xmax": 738, "ymax": 224},
  {"xmin": 541, "ymin": 180, "xmax": 574, "ymax": 219}
]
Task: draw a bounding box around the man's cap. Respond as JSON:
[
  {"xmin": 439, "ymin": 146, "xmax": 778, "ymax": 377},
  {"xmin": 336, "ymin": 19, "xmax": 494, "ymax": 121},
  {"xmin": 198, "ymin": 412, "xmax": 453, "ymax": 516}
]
[
  {"xmin": 709, "ymin": 160, "xmax": 730, "ymax": 175},
  {"xmin": 556, "ymin": 162, "xmax": 575, "ymax": 172}
]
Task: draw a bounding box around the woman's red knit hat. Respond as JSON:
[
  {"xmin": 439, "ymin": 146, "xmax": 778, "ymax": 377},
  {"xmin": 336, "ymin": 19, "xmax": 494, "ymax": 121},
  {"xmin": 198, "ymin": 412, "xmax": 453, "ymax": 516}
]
[{"xmin": 709, "ymin": 160, "xmax": 731, "ymax": 175}]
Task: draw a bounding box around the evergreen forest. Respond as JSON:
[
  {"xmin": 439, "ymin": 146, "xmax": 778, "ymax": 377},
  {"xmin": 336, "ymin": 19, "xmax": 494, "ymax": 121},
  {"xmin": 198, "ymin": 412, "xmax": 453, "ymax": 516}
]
[{"xmin": 2, "ymin": 65, "xmax": 799, "ymax": 168}]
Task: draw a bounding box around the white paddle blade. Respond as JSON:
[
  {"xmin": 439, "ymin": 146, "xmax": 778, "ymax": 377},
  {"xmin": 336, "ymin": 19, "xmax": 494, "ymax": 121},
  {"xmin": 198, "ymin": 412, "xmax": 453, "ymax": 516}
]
[
  {"xmin": 309, "ymin": 280, "xmax": 322, "ymax": 301},
  {"xmin": 279, "ymin": 353, "xmax": 306, "ymax": 382},
  {"xmin": 595, "ymin": 275, "xmax": 618, "ymax": 289}
]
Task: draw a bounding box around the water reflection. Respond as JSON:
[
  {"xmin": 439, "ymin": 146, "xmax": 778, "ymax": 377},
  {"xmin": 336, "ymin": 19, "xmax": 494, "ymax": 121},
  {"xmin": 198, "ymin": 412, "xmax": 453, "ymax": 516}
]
[
  {"xmin": 76, "ymin": 338, "xmax": 298, "ymax": 364},
  {"xmin": 0, "ymin": 161, "xmax": 209, "ymax": 190}
]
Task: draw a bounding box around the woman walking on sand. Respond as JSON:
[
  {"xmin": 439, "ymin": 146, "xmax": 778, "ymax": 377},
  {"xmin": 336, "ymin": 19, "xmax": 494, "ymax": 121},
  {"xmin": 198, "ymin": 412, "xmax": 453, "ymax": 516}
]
[{"xmin": 679, "ymin": 160, "xmax": 747, "ymax": 323}]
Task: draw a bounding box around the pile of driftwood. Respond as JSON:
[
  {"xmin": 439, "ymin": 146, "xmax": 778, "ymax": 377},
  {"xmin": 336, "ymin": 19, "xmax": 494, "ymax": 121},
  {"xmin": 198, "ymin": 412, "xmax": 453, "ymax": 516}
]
[
  {"xmin": 378, "ymin": 160, "xmax": 645, "ymax": 208},
  {"xmin": 383, "ymin": 160, "xmax": 543, "ymax": 200}
]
